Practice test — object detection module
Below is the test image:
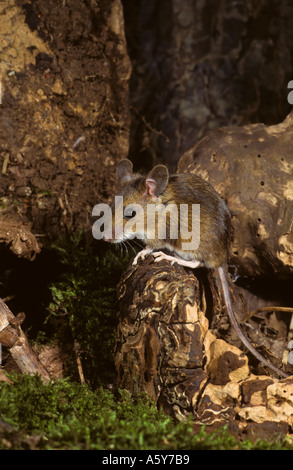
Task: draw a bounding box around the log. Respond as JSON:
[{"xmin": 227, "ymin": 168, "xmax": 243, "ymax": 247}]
[
  {"xmin": 115, "ymin": 257, "xmax": 293, "ymax": 436},
  {"xmin": 0, "ymin": 298, "xmax": 51, "ymax": 382},
  {"xmin": 177, "ymin": 111, "xmax": 293, "ymax": 278},
  {"xmin": 115, "ymin": 257, "xmax": 222, "ymax": 402}
]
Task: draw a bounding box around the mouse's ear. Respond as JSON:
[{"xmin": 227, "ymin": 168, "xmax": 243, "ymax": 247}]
[
  {"xmin": 116, "ymin": 159, "xmax": 133, "ymax": 185},
  {"xmin": 145, "ymin": 165, "xmax": 169, "ymax": 197}
]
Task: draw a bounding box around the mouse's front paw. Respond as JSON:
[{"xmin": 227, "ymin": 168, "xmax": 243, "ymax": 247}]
[
  {"xmin": 132, "ymin": 247, "xmax": 153, "ymax": 265},
  {"xmin": 152, "ymin": 251, "xmax": 177, "ymax": 265}
]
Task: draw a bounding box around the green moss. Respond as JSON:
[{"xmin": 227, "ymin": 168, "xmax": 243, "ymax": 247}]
[
  {"xmin": 0, "ymin": 374, "xmax": 183, "ymax": 450},
  {"xmin": 0, "ymin": 374, "xmax": 292, "ymax": 450},
  {"xmin": 46, "ymin": 232, "xmax": 132, "ymax": 385}
]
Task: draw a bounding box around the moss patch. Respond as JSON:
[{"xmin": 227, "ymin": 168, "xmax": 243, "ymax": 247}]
[
  {"xmin": 45, "ymin": 232, "xmax": 132, "ymax": 385},
  {"xmin": 1, "ymin": 374, "xmax": 292, "ymax": 450}
]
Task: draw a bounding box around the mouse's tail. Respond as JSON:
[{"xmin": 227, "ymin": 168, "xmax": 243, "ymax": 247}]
[{"xmin": 217, "ymin": 265, "xmax": 288, "ymax": 379}]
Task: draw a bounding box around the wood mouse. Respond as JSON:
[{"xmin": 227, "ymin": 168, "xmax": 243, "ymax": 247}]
[{"xmin": 103, "ymin": 158, "xmax": 288, "ymax": 378}]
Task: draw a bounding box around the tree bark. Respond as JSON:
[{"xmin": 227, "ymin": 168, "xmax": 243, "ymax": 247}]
[
  {"xmin": 178, "ymin": 111, "xmax": 293, "ymax": 280},
  {"xmin": 0, "ymin": 298, "xmax": 51, "ymax": 382},
  {"xmin": 115, "ymin": 256, "xmax": 293, "ymax": 436}
]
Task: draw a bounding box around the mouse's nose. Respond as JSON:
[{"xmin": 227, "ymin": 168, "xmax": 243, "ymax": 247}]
[{"xmin": 103, "ymin": 226, "xmax": 116, "ymax": 242}]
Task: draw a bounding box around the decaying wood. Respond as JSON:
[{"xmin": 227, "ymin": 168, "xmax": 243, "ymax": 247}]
[
  {"xmin": 115, "ymin": 257, "xmax": 293, "ymax": 436},
  {"xmin": 0, "ymin": 298, "xmax": 50, "ymax": 382},
  {"xmin": 177, "ymin": 111, "xmax": 293, "ymax": 279},
  {"xmin": 36, "ymin": 343, "xmax": 65, "ymax": 381},
  {"xmin": 0, "ymin": 218, "xmax": 40, "ymax": 260}
]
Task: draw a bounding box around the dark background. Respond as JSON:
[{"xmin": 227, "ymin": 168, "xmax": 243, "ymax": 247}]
[{"xmin": 122, "ymin": 0, "xmax": 293, "ymax": 170}]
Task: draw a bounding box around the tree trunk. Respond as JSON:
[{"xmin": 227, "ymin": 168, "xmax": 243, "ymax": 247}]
[{"xmin": 123, "ymin": 0, "xmax": 293, "ymax": 170}]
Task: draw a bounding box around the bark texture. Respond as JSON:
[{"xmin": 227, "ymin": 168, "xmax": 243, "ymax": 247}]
[
  {"xmin": 0, "ymin": 298, "xmax": 50, "ymax": 382},
  {"xmin": 115, "ymin": 257, "xmax": 293, "ymax": 436},
  {"xmin": 178, "ymin": 111, "xmax": 293, "ymax": 279}
]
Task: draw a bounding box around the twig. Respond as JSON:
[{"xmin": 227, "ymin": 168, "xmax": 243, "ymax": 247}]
[
  {"xmin": 74, "ymin": 342, "xmax": 85, "ymax": 384},
  {"xmin": 243, "ymin": 306, "xmax": 293, "ymax": 322},
  {"xmin": 2, "ymin": 153, "xmax": 9, "ymax": 174},
  {"xmin": 130, "ymin": 106, "xmax": 170, "ymax": 143}
]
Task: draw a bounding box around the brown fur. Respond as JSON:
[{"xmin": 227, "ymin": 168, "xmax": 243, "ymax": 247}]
[{"xmin": 115, "ymin": 171, "xmax": 231, "ymax": 269}]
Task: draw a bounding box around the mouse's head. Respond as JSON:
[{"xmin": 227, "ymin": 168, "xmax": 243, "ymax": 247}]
[{"xmin": 102, "ymin": 159, "xmax": 170, "ymax": 243}]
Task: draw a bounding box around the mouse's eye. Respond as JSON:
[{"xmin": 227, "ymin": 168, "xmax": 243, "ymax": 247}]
[{"xmin": 124, "ymin": 207, "xmax": 136, "ymax": 220}]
